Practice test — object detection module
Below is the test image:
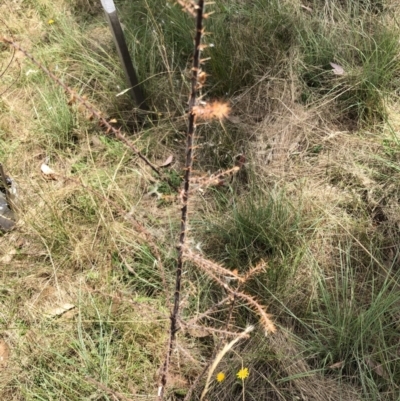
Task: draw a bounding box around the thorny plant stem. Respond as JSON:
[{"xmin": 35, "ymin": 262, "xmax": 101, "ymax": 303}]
[
  {"xmin": 1, "ymin": 37, "xmax": 161, "ymax": 176},
  {"xmin": 185, "ymin": 250, "xmax": 276, "ymax": 334},
  {"xmin": 158, "ymin": 1, "xmax": 205, "ymax": 399}
]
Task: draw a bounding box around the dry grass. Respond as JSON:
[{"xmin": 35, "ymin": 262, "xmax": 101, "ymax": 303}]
[
  {"xmin": 2, "ymin": 0, "xmax": 400, "ymax": 400},
  {"xmin": 0, "ymin": 2, "xmax": 172, "ymax": 399}
]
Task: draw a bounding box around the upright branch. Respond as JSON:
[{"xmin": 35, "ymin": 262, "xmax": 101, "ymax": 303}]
[
  {"xmin": 1, "ymin": 37, "xmax": 160, "ymax": 176},
  {"xmin": 158, "ymin": 1, "xmax": 205, "ymax": 398}
]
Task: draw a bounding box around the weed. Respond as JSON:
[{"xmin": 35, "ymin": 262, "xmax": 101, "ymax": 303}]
[
  {"xmin": 205, "ymin": 188, "xmax": 302, "ymax": 270},
  {"xmin": 206, "ymin": 0, "xmax": 296, "ymax": 96},
  {"xmin": 298, "ymin": 3, "xmax": 400, "ymax": 122}
]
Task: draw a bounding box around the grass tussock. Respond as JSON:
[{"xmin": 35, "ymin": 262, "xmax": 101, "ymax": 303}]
[{"xmin": 1, "ymin": 0, "xmax": 400, "ymax": 400}]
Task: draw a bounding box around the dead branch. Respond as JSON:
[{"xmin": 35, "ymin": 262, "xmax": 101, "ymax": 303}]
[{"xmin": 157, "ymin": 1, "xmax": 205, "ymax": 398}]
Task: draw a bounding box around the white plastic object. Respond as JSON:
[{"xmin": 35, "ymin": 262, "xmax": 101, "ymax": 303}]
[{"xmin": 100, "ymin": 0, "xmax": 116, "ymax": 13}]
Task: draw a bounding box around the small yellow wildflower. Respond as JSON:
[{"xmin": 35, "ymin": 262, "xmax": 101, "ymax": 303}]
[
  {"xmin": 216, "ymin": 372, "xmax": 225, "ymax": 383},
  {"xmin": 236, "ymin": 367, "xmax": 249, "ymax": 380},
  {"xmin": 48, "ymin": 19, "xmax": 55, "ymax": 25}
]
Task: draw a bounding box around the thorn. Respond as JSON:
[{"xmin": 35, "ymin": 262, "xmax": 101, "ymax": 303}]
[
  {"xmin": 67, "ymin": 94, "xmax": 76, "ymax": 105},
  {"xmin": 199, "ymin": 57, "xmax": 211, "ymax": 64}
]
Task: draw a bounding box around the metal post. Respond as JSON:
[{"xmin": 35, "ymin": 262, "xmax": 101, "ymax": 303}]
[{"xmin": 100, "ymin": 0, "xmax": 148, "ymax": 111}]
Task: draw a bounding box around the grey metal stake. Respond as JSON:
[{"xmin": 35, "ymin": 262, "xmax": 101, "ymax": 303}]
[{"xmin": 100, "ymin": 0, "xmax": 148, "ymax": 110}]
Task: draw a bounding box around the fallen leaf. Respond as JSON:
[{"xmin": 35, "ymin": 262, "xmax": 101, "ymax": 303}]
[
  {"xmin": 365, "ymin": 357, "xmax": 387, "ymax": 378},
  {"xmin": 330, "ymin": 62, "xmax": 345, "ymax": 75},
  {"xmin": 159, "ymin": 155, "xmax": 174, "ymax": 167},
  {"xmin": 40, "ymin": 163, "xmax": 58, "ymax": 180},
  {"xmin": 40, "ymin": 163, "xmax": 55, "ymax": 175},
  {"xmin": 0, "ymin": 339, "xmax": 10, "ymax": 368},
  {"xmin": 40, "ymin": 163, "xmax": 57, "ymax": 180},
  {"xmin": 45, "ymin": 303, "xmax": 75, "ymax": 318},
  {"xmin": 226, "ymin": 115, "xmax": 240, "ymax": 124},
  {"xmin": 329, "ymin": 361, "xmax": 345, "ymax": 369}
]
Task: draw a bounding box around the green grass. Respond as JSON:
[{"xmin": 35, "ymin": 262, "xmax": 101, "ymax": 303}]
[
  {"xmin": 120, "ymin": 0, "xmax": 297, "ymax": 99},
  {"xmin": 2, "ymin": 0, "xmax": 400, "ymax": 400},
  {"xmin": 298, "ymin": 1, "xmax": 400, "ymax": 122},
  {"xmin": 7, "ymin": 292, "xmax": 167, "ymax": 400},
  {"xmin": 34, "ymin": 84, "xmax": 77, "ymax": 150},
  {"xmin": 205, "ymin": 0, "xmax": 296, "ymax": 96},
  {"xmin": 204, "ymin": 187, "xmax": 304, "ymax": 270},
  {"xmin": 303, "ymin": 244, "xmax": 400, "ymax": 398}
]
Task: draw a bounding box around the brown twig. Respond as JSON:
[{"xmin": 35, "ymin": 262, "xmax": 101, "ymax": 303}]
[
  {"xmin": 157, "ymin": 1, "xmax": 205, "ymax": 399},
  {"xmin": 184, "ymin": 250, "xmax": 276, "ymax": 335},
  {"xmin": 190, "ymin": 165, "xmax": 240, "ymax": 189},
  {"xmin": 0, "ymin": 18, "xmax": 21, "ymax": 97},
  {"xmin": 183, "ymin": 246, "xmax": 244, "ymax": 282}
]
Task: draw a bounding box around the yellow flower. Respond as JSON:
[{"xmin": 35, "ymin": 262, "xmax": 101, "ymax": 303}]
[
  {"xmin": 48, "ymin": 19, "xmax": 55, "ymax": 25},
  {"xmin": 236, "ymin": 367, "xmax": 249, "ymax": 380},
  {"xmin": 216, "ymin": 372, "xmax": 225, "ymax": 383}
]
